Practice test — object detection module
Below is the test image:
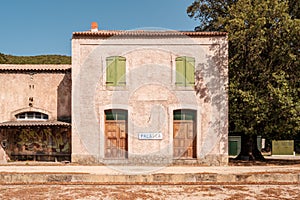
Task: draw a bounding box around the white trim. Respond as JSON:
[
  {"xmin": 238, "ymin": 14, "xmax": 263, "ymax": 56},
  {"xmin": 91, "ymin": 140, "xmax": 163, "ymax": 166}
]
[
  {"xmin": 11, "ymin": 107, "xmax": 52, "ymax": 121},
  {"xmin": 15, "ymin": 112, "xmax": 49, "ymax": 121}
]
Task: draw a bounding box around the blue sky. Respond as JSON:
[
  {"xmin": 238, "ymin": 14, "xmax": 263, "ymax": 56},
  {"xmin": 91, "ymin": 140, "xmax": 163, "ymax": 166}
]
[{"xmin": 0, "ymin": 0, "xmax": 198, "ymax": 56}]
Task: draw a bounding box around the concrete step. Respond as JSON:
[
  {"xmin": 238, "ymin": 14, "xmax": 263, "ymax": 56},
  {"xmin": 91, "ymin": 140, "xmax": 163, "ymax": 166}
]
[
  {"xmin": 1, "ymin": 164, "xmax": 300, "ymax": 185},
  {"xmin": 0, "ymin": 172, "xmax": 299, "ymax": 185}
]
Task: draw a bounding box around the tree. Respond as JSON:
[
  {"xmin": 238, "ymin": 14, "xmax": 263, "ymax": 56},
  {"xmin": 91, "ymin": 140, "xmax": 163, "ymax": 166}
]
[
  {"xmin": 288, "ymin": 0, "xmax": 300, "ymax": 19},
  {"xmin": 0, "ymin": 53, "xmax": 7, "ymax": 64},
  {"xmin": 188, "ymin": 0, "xmax": 300, "ymax": 160},
  {"xmin": 187, "ymin": 0, "xmax": 236, "ymax": 31}
]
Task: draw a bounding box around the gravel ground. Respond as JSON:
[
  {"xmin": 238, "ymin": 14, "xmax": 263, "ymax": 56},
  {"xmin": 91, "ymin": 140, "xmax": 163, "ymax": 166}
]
[
  {"xmin": 1, "ymin": 164, "xmax": 300, "ymax": 175},
  {"xmin": 1, "ymin": 159, "xmax": 300, "ymax": 199},
  {"xmin": 1, "ymin": 184, "xmax": 300, "ymax": 200}
]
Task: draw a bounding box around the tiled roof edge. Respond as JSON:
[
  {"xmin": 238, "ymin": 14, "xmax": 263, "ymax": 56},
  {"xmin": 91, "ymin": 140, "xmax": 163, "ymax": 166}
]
[
  {"xmin": 72, "ymin": 30, "xmax": 227, "ymax": 37},
  {"xmin": 0, "ymin": 64, "xmax": 71, "ymax": 71},
  {"xmin": 0, "ymin": 120, "xmax": 71, "ymax": 127}
]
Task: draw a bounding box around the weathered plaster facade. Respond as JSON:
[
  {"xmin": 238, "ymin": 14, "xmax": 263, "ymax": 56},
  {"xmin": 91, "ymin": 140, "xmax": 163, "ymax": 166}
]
[
  {"xmin": 0, "ymin": 65, "xmax": 72, "ymax": 163},
  {"xmin": 72, "ymin": 28, "xmax": 228, "ymax": 165},
  {"xmin": 0, "ymin": 65, "xmax": 71, "ymax": 122},
  {"xmin": 0, "ymin": 26, "xmax": 228, "ymax": 166}
]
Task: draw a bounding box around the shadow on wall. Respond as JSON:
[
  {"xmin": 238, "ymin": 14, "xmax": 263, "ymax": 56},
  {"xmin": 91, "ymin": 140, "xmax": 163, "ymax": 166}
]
[
  {"xmin": 57, "ymin": 71, "xmax": 71, "ymax": 123},
  {"xmin": 195, "ymin": 36, "xmax": 228, "ymax": 156}
]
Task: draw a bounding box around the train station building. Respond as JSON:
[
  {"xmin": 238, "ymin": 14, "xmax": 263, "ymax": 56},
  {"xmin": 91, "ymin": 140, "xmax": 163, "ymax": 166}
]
[{"xmin": 0, "ymin": 23, "xmax": 228, "ymax": 165}]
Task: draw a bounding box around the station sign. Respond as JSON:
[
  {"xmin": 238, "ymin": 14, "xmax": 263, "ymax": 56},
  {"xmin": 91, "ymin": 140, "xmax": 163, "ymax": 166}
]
[{"xmin": 138, "ymin": 133, "xmax": 163, "ymax": 140}]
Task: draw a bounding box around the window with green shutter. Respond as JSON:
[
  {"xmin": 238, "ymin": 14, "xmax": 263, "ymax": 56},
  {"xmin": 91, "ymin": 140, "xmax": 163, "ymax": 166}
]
[
  {"xmin": 106, "ymin": 56, "xmax": 126, "ymax": 86},
  {"xmin": 175, "ymin": 56, "xmax": 195, "ymax": 87}
]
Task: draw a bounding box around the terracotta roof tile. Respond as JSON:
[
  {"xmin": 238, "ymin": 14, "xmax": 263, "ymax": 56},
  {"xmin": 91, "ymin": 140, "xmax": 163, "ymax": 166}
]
[
  {"xmin": 72, "ymin": 30, "xmax": 227, "ymax": 37},
  {"xmin": 0, "ymin": 64, "xmax": 71, "ymax": 71},
  {"xmin": 0, "ymin": 120, "xmax": 71, "ymax": 127}
]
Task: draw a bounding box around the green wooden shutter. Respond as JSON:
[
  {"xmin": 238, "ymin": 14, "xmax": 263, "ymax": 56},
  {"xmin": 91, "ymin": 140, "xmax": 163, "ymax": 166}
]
[
  {"xmin": 106, "ymin": 57, "xmax": 116, "ymax": 86},
  {"xmin": 176, "ymin": 57, "xmax": 185, "ymax": 86},
  {"xmin": 185, "ymin": 57, "xmax": 195, "ymax": 87},
  {"xmin": 116, "ymin": 57, "xmax": 126, "ymax": 86}
]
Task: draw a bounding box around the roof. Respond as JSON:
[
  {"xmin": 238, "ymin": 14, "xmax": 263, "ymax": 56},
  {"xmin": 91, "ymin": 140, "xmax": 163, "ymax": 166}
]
[
  {"xmin": 72, "ymin": 30, "xmax": 227, "ymax": 38},
  {"xmin": 0, "ymin": 120, "xmax": 71, "ymax": 127},
  {"xmin": 0, "ymin": 64, "xmax": 71, "ymax": 72}
]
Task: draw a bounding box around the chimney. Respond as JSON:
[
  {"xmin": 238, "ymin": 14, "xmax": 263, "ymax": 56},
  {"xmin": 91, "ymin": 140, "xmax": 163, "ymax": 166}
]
[{"xmin": 91, "ymin": 22, "xmax": 98, "ymax": 32}]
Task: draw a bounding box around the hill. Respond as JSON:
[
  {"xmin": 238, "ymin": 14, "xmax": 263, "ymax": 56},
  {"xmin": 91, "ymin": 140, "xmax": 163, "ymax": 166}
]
[{"xmin": 0, "ymin": 53, "xmax": 71, "ymax": 64}]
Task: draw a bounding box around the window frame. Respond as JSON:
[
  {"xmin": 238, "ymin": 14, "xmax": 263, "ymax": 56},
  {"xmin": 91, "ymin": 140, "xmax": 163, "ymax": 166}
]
[
  {"xmin": 175, "ymin": 56, "xmax": 195, "ymax": 88},
  {"xmin": 15, "ymin": 112, "xmax": 49, "ymax": 121},
  {"xmin": 173, "ymin": 109, "xmax": 196, "ymax": 121},
  {"xmin": 106, "ymin": 56, "xmax": 126, "ymax": 87}
]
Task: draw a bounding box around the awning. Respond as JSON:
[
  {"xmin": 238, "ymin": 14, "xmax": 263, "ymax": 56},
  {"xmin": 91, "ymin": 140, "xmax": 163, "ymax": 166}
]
[{"xmin": 0, "ymin": 120, "xmax": 71, "ymax": 127}]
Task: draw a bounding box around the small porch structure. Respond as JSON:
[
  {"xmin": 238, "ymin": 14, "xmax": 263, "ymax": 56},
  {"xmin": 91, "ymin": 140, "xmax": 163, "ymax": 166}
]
[{"xmin": 0, "ymin": 121, "xmax": 71, "ymax": 162}]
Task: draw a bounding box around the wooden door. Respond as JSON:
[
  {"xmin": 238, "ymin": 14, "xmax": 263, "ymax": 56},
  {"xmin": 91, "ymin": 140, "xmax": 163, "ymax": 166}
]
[
  {"xmin": 105, "ymin": 120, "xmax": 127, "ymax": 159},
  {"xmin": 173, "ymin": 120, "xmax": 196, "ymax": 158}
]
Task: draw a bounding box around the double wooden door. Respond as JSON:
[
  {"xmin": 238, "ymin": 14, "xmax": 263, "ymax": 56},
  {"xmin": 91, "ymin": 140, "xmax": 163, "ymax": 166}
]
[
  {"xmin": 105, "ymin": 120, "xmax": 128, "ymax": 159},
  {"xmin": 173, "ymin": 120, "xmax": 196, "ymax": 158}
]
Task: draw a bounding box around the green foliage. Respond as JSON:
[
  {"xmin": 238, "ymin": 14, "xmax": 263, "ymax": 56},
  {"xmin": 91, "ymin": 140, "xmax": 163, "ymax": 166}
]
[
  {"xmin": 187, "ymin": 0, "xmax": 236, "ymax": 31},
  {"xmin": 0, "ymin": 53, "xmax": 71, "ymax": 64},
  {"xmin": 266, "ymin": 71, "xmax": 300, "ymax": 138},
  {"xmin": 288, "ymin": 0, "xmax": 300, "ymax": 19},
  {"xmin": 188, "ymin": 0, "xmax": 299, "ymax": 31},
  {"xmin": 188, "ymin": 0, "xmax": 300, "ymax": 139},
  {"xmin": 0, "ymin": 53, "xmax": 8, "ymax": 63}
]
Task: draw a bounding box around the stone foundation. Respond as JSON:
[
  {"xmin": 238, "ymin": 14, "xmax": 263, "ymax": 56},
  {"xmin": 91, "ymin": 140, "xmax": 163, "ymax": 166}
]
[
  {"xmin": 71, "ymin": 154, "xmax": 99, "ymax": 165},
  {"xmin": 173, "ymin": 155, "xmax": 228, "ymax": 166},
  {"xmin": 127, "ymin": 155, "xmax": 173, "ymax": 165},
  {"xmin": 72, "ymin": 154, "xmax": 228, "ymax": 166}
]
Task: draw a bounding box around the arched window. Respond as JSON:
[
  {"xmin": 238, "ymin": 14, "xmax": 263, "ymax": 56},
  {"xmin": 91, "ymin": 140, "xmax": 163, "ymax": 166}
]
[{"xmin": 15, "ymin": 112, "xmax": 49, "ymax": 120}]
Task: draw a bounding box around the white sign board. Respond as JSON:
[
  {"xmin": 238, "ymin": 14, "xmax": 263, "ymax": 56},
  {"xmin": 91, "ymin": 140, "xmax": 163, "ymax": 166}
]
[{"xmin": 138, "ymin": 133, "xmax": 163, "ymax": 140}]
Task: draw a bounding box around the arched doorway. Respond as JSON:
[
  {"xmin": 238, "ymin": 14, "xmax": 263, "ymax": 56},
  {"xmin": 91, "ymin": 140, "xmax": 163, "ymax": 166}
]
[
  {"xmin": 173, "ymin": 109, "xmax": 197, "ymax": 159},
  {"xmin": 104, "ymin": 109, "xmax": 128, "ymax": 159}
]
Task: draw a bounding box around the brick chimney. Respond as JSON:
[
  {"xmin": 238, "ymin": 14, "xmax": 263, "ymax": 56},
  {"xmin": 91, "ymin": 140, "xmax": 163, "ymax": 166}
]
[{"xmin": 91, "ymin": 22, "xmax": 98, "ymax": 32}]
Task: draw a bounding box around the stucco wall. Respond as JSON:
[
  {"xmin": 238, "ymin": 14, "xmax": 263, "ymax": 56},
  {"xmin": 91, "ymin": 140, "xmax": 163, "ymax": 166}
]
[
  {"xmin": 0, "ymin": 69, "xmax": 71, "ymax": 122},
  {"xmin": 72, "ymin": 34, "xmax": 228, "ymax": 165}
]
